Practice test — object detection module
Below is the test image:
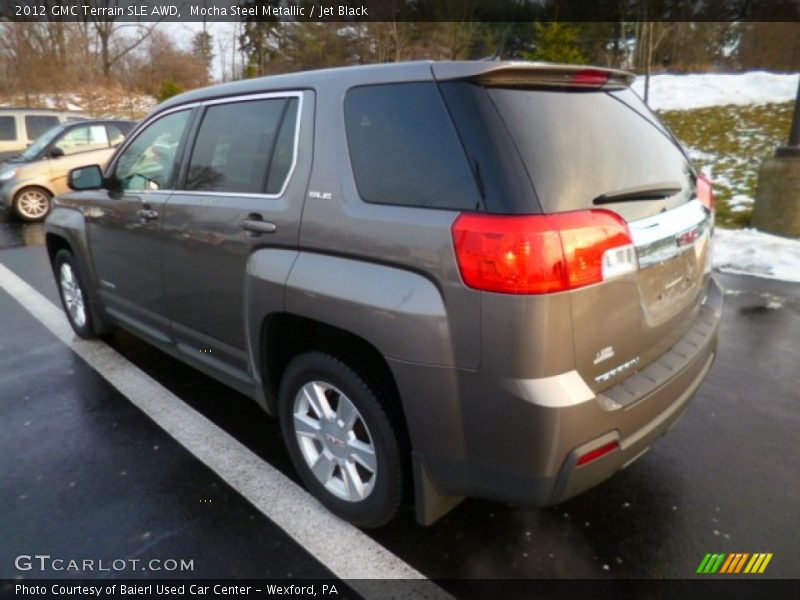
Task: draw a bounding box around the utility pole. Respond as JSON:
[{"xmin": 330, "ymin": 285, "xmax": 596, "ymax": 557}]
[
  {"xmin": 644, "ymin": 21, "xmax": 652, "ymax": 105},
  {"xmin": 752, "ymin": 76, "xmax": 800, "ymax": 236},
  {"xmin": 776, "ymin": 78, "xmax": 800, "ymax": 157}
]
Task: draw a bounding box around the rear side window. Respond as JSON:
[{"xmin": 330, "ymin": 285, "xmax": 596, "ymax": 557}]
[
  {"xmin": 487, "ymin": 88, "xmax": 692, "ymax": 214},
  {"xmin": 344, "ymin": 83, "xmax": 482, "ymax": 211},
  {"xmin": 185, "ymin": 97, "xmax": 297, "ymax": 195},
  {"xmin": 0, "ymin": 117, "xmax": 16, "ymax": 141},
  {"xmin": 106, "ymin": 123, "xmax": 129, "ymax": 146},
  {"xmin": 25, "ymin": 115, "xmax": 60, "ymax": 140}
]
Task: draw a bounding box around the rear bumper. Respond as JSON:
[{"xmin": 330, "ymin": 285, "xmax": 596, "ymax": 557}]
[{"xmin": 401, "ymin": 276, "xmax": 722, "ymax": 521}]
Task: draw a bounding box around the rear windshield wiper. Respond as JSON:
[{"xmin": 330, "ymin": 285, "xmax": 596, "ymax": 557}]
[{"xmin": 593, "ymin": 182, "xmax": 683, "ymax": 205}]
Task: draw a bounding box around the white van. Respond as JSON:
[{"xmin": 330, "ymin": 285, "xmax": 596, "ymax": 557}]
[{"xmin": 0, "ymin": 109, "xmax": 88, "ymax": 160}]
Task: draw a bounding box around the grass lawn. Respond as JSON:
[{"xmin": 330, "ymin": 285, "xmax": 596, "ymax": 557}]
[{"xmin": 660, "ymin": 102, "xmax": 794, "ymax": 228}]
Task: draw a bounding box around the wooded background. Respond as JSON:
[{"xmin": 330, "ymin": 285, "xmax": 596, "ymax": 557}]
[{"xmin": 0, "ymin": 20, "xmax": 797, "ymax": 105}]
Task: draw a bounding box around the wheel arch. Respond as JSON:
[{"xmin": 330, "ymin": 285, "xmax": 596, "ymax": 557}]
[
  {"xmin": 260, "ymin": 313, "xmax": 409, "ymax": 442},
  {"xmin": 44, "ymin": 214, "xmax": 112, "ymax": 335}
]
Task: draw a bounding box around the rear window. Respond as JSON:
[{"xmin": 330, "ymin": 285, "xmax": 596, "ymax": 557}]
[
  {"xmin": 0, "ymin": 117, "xmax": 16, "ymax": 141},
  {"xmin": 486, "ymin": 87, "xmax": 693, "ymax": 215},
  {"xmin": 25, "ymin": 115, "xmax": 60, "ymax": 140},
  {"xmin": 344, "ymin": 82, "xmax": 482, "ymax": 211}
]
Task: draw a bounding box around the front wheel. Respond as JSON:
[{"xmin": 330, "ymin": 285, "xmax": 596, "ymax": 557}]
[
  {"xmin": 54, "ymin": 249, "xmax": 96, "ymax": 339},
  {"xmin": 278, "ymin": 352, "xmax": 404, "ymax": 528},
  {"xmin": 14, "ymin": 187, "xmax": 52, "ymax": 222}
]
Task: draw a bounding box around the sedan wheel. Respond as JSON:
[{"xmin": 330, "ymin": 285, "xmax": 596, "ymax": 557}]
[{"xmin": 14, "ymin": 188, "xmax": 51, "ymax": 221}]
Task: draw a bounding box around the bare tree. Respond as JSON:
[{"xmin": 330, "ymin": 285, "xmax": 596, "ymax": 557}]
[{"xmin": 86, "ymin": 0, "xmax": 162, "ymax": 79}]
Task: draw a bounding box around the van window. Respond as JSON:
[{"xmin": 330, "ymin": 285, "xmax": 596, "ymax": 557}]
[
  {"xmin": 344, "ymin": 82, "xmax": 481, "ymax": 211},
  {"xmin": 25, "ymin": 115, "xmax": 60, "ymax": 140},
  {"xmin": 54, "ymin": 124, "xmax": 110, "ymax": 155},
  {"xmin": 185, "ymin": 97, "xmax": 296, "ymax": 194},
  {"xmin": 0, "ymin": 117, "xmax": 16, "ymax": 141}
]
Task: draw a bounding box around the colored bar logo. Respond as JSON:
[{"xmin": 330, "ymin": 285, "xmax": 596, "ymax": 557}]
[{"xmin": 697, "ymin": 553, "xmax": 773, "ymax": 574}]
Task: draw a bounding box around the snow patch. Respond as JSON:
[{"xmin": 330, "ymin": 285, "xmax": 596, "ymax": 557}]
[
  {"xmin": 713, "ymin": 228, "xmax": 800, "ymax": 283},
  {"xmin": 632, "ymin": 71, "xmax": 799, "ymax": 111}
]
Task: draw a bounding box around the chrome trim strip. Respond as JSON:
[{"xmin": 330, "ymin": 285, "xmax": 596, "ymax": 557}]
[
  {"xmin": 108, "ymin": 92, "xmax": 304, "ymax": 200},
  {"xmin": 629, "ymin": 199, "xmax": 711, "ymax": 268}
]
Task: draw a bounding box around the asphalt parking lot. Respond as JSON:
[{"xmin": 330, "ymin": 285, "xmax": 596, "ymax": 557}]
[{"xmin": 1, "ymin": 214, "xmax": 799, "ymax": 587}]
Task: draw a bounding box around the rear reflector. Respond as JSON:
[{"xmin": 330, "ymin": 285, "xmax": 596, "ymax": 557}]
[
  {"xmin": 576, "ymin": 440, "xmax": 620, "ymax": 466},
  {"xmin": 452, "ymin": 210, "xmax": 637, "ymax": 294},
  {"xmin": 696, "ymin": 173, "xmax": 715, "ymax": 211}
]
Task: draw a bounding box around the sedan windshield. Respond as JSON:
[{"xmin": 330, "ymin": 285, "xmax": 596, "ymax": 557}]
[{"xmin": 21, "ymin": 124, "xmax": 66, "ymax": 160}]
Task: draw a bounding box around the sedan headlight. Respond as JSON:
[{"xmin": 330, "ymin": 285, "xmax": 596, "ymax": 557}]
[{"xmin": 0, "ymin": 167, "xmax": 16, "ymax": 182}]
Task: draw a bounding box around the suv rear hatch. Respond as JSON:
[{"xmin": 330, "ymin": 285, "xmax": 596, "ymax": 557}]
[{"xmin": 437, "ymin": 63, "xmax": 714, "ymax": 393}]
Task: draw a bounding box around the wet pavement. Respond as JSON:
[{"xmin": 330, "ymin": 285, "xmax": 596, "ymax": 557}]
[{"xmin": 1, "ymin": 215, "xmax": 799, "ymax": 582}]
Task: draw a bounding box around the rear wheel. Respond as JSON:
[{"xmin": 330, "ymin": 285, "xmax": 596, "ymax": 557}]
[
  {"xmin": 278, "ymin": 352, "xmax": 404, "ymax": 528},
  {"xmin": 54, "ymin": 249, "xmax": 95, "ymax": 339},
  {"xmin": 13, "ymin": 187, "xmax": 52, "ymax": 222}
]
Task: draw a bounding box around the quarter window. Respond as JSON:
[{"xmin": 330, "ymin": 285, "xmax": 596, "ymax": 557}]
[
  {"xmin": 344, "ymin": 83, "xmax": 482, "ymax": 210},
  {"xmin": 106, "ymin": 123, "xmax": 129, "ymax": 146},
  {"xmin": 0, "ymin": 117, "xmax": 16, "ymax": 141},
  {"xmin": 184, "ymin": 97, "xmax": 298, "ymax": 195},
  {"xmin": 25, "ymin": 115, "xmax": 59, "ymax": 140},
  {"xmin": 115, "ymin": 110, "xmax": 191, "ymax": 192}
]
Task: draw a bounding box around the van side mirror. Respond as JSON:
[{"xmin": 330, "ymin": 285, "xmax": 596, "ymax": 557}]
[
  {"xmin": 68, "ymin": 165, "xmax": 104, "ymax": 191},
  {"xmin": 49, "ymin": 147, "xmax": 65, "ymax": 159}
]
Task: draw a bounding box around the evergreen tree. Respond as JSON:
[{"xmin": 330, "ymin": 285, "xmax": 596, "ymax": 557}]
[{"xmin": 524, "ymin": 22, "xmax": 587, "ymax": 64}]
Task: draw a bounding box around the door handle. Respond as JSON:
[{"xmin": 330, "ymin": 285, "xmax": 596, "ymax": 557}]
[
  {"xmin": 136, "ymin": 208, "xmax": 159, "ymax": 221},
  {"xmin": 240, "ymin": 215, "xmax": 277, "ymax": 235}
]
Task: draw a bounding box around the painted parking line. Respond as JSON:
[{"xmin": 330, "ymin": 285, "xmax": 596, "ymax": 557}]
[{"xmin": 0, "ymin": 263, "xmax": 449, "ymax": 600}]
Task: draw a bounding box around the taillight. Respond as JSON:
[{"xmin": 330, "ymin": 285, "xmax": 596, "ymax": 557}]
[
  {"xmin": 696, "ymin": 173, "xmax": 715, "ymax": 211},
  {"xmin": 452, "ymin": 210, "xmax": 637, "ymax": 295}
]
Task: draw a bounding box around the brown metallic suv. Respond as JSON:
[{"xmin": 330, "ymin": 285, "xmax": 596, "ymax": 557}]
[{"xmin": 44, "ymin": 61, "xmax": 722, "ymax": 527}]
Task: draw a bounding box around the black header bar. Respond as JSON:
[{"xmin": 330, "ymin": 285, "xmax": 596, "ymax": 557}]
[{"xmin": 2, "ymin": 0, "xmax": 798, "ymax": 23}]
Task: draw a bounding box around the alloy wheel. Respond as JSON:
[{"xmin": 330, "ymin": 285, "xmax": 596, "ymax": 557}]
[
  {"xmin": 59, "ymin": 262, "xmax": 86, "ymax": 329},
  {"xmin": 292, "ymin": 381, "xmax": 378, "ymax": 502},
  {"xmin": 16, "ymin": 189, "xmax": 50, "ymax": 220}
]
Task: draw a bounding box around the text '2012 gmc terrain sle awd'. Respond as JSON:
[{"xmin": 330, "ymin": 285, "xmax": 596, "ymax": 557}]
[{"xmin": 45, "ymin": 61, "xmax": 722, "ymax": 527}]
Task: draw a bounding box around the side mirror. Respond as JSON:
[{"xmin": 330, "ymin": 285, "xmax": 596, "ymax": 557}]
[
  {"xmin": 68, "ymin": 165, "xmax": 104, "ymax": 191},
  {"xmin": 49, "ymin": 147, "xmax": 65, "ymax": 159}
]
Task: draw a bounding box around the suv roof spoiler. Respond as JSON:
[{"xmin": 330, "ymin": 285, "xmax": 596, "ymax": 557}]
[{"xmin": 431, "ymin": 61, "xmax": 636, "ymax": 90}]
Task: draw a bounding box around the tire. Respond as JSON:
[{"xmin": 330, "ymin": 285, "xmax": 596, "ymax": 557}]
[
  {"xmin": 54, "ymin": 249, "xmax": 96, "ymax": 339},
  {"xmin": 278, "ymin": 352, "xmax": 404, "ymax": 528},
  {"xmin": 13, "ymin": 186, "xmax": 52, "ymax": 222}
]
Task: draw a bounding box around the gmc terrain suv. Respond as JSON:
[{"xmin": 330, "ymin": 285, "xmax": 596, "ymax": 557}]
[{"xmin": 45, "ymin": 61, "xmax": 722, "ymax": 527}]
